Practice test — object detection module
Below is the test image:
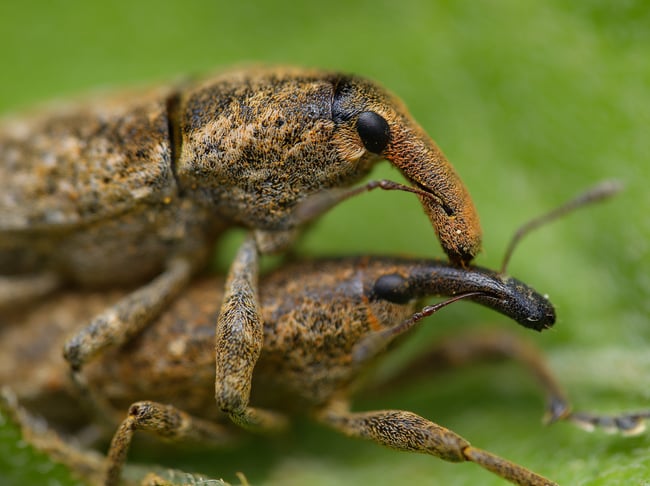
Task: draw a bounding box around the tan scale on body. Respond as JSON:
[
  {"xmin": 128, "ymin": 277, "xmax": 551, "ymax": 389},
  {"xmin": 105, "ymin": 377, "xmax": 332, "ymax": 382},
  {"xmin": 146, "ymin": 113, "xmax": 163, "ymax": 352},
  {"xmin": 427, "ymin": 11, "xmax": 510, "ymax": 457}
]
[
  {"xmin": 0, "ymin": 68, "xmax": 482, "ymax": 420},
  {"xmin": 2, "ymin": 254, "xmax": 647, "ymax": 486}
]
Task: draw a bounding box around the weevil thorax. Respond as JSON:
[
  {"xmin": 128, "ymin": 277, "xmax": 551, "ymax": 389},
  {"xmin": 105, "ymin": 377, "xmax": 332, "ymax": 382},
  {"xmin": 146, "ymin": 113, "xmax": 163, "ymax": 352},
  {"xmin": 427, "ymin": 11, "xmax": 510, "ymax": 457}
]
[{"xmin": 329, "ymin": 76, "xmax": 482, "ymax": 264}]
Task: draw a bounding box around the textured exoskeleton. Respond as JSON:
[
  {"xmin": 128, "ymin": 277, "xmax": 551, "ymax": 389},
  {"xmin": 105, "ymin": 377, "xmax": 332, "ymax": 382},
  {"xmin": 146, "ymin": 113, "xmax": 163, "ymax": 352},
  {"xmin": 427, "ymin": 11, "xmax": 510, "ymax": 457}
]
[
  {"xmin": 0, "ymin": 67, "xmax": 482, "ymax": 390},
  {"xmin": 3, "ymin": 255, "xmax": 645, "ymax": 486}
]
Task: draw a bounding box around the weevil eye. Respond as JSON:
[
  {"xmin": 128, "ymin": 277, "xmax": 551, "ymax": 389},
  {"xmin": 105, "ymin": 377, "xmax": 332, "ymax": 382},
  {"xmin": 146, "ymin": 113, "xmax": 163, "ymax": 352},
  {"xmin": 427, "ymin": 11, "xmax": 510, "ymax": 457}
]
[
  {"xmin": 357, "ymin": 111, "xmax": 390, "ymax": 154},
  {"xmin": 371, "ymin": 273, "xmax": 412, "ymax": 304}
]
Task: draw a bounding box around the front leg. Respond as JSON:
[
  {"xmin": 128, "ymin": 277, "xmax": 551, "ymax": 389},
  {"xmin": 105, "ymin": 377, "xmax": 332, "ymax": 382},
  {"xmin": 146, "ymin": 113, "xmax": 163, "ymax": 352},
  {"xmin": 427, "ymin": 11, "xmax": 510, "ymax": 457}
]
[
  {"xmin": 315, "ymin": 398, "xmax": 557, "ymax": 486},
  {"xmin": 215, "ymin": 235, "xmax": 287, "ymax": 432}
]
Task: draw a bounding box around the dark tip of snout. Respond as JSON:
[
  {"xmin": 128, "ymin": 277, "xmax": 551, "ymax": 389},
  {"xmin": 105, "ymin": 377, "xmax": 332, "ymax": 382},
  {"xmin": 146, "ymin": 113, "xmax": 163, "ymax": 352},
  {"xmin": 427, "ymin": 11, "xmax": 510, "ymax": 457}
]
[
  {"xmin": 526, "ymin": 302, "xmax": 556, "ymax": 332},
  {"xmin": 507, "ymin": 281, "xmax": 556, "ymax": 331},
  {"xmin": 469, "ymin": 276, "xmax": 556, "ymax": 332}
]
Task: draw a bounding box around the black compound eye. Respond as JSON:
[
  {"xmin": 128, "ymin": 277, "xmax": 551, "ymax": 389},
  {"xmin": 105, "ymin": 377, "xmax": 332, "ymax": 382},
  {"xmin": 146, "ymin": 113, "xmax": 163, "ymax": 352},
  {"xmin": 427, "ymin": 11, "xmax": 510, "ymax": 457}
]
[
  {"xmin": 356, "ymin": 111, "xmax": 390, "ymax": 154},
  {"xmin": 371, "ymin": 273, "xmax": 412, "ymax": 304}
]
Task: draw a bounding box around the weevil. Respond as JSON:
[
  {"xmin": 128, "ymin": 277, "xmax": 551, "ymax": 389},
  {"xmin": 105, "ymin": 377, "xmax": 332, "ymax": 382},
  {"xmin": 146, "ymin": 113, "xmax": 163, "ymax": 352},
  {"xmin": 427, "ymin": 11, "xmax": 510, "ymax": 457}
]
[
  {"xmin": 2, "ymin": 255, "xmax": 559, "ymax": 486},
  {"xmin": 0, "ymin": 67, "xmax": 481, "ymax": 398},
  {"xmin": 2, "ymin": 257, "xmax": 646, "ymax": 486},
  {"xmin": 3, "ymin": 206, "xmax": 648, "ymax": 486}
]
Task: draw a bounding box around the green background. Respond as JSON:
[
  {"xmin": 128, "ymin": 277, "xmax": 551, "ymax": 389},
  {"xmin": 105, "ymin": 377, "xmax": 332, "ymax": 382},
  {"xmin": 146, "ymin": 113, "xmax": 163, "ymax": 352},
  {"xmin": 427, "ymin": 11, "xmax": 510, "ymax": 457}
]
[{"xmin": 1, "ymin": 0, "xmax": 649, "ymax": 484}]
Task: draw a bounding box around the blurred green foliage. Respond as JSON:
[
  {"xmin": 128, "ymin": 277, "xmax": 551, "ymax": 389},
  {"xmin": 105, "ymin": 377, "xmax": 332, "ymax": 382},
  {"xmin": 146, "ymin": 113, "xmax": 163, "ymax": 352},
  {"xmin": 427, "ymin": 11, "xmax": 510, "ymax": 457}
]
[{"xmin": 1, "ymin": 0, "xmax": 649, "ymax": 484}]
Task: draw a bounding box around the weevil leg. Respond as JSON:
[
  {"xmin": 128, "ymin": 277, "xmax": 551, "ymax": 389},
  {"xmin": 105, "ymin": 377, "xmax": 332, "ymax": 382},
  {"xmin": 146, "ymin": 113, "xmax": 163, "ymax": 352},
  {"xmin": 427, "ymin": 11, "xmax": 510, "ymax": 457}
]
[
  {"xmin": 315, "ymin": 398, "xmax": 557, "ymax": 486},
  {"xmin": 0, "ymin": 272, "xmax": 60, "ymax": 312},
  {"xmin": 565, "ymin": 410, "xmax": 650, "ymax": 436},
  {"xmin": 63, "ymin": 257, "xmax": 193, "ymax": 371},
  {"xmin": 105, "ymin": 401, "xmax": 239, "ymax": 486},
  {"xmin": 372, "ymin": 329, "xmax": 570, "ymax": 423},
  {"xmin": 214, "ymin": 235, "xmax": 289, "ymax": 432},
  {"xmin": 371, "ymin": 329, "xmax": 650, "ymax": 435}
]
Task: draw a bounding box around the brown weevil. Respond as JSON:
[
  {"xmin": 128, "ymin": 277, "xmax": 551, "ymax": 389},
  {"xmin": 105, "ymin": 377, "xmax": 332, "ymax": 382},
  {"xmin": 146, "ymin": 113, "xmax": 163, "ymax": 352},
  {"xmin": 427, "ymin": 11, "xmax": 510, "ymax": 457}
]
[
  {"xmin": 0, "ymin": 67, "xmax": 481, "ymax": 389},
  {"xmin": 1, "ymin": 182, "xmax": 643, "ymax": 486},
  {"xmin": 2, "ymin": 255, "xmax": 646, "ymax": 486},
  {"xmin": 1, "ymin": 255, "xmax": 558, "ymax": 486}
]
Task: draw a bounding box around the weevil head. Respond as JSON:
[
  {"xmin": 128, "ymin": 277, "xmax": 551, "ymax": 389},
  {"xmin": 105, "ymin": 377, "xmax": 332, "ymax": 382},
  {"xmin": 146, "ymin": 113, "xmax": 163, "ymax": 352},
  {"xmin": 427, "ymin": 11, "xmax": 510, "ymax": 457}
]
[
  {"xmin": 367, "ymin": 259, "xmax": 555, "ymax": 331},
  {"xmin": 178, "ymin": 68, "xmax": 481, "ymax": 262},
  {"xmin": 329, "ymin": 75, "xmax": 482, "ymax": 264}
]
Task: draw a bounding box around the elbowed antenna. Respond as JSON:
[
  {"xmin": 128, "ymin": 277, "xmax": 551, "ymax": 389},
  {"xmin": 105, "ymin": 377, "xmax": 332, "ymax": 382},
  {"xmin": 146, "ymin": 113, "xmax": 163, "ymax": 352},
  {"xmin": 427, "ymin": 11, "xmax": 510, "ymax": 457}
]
[
  {"xmin": 353, "ymin": 292, "xmax": 484, "ymax": 363},
  {"xmin": 500, "ymin": 180, "xmax": 624, "ymax": 273}
]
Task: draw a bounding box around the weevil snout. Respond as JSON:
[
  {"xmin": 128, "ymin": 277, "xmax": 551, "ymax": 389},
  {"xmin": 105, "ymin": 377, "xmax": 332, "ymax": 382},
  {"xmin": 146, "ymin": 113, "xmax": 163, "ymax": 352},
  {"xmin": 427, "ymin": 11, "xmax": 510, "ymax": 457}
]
[
  {"xmin": 472, "ymin": 276, "xmax": 556, "ymax": 331},
  {"xmin": 330, "ymin": 76, "xmax": 482, "ymax": 264},
  {"xmin": 370, "ymin": 260, "xmax": 556, "ymax": 332},
  {"xmin": 383, "ymin": 130, "xmax": 482, "ymax": 265}
]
